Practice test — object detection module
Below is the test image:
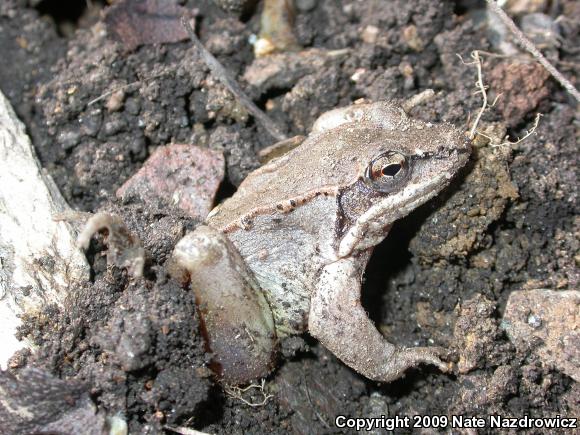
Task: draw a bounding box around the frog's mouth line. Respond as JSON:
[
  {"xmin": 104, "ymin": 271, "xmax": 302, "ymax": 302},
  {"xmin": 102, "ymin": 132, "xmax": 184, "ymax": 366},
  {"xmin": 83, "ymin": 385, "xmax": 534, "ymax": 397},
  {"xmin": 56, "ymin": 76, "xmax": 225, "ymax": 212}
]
[
  {"xmin": 337, "ymin": 149, "xmax": 469, "ymax": 257},
  {"xmin": 410, "ymin": 144, "xmax": 471, "ymax": 163}
]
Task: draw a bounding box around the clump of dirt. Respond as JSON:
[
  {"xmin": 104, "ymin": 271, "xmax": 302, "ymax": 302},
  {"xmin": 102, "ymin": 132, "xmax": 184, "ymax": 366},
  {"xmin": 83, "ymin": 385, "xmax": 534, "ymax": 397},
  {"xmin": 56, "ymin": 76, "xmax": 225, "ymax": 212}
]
[
  {"xmin": 19, "ymin": 268, "xmax": 211, "ymax": 433},
  {"xmin": 0, "ymin": 0, "xmax": 578, "ymax": 433}
]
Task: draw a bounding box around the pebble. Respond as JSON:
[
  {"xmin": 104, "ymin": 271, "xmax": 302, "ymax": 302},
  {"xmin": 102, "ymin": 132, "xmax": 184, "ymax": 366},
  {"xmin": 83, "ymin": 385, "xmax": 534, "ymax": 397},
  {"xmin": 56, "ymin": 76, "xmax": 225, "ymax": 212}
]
[
  {"xmin": 116, "ymin": 144, "xmax": 225, "ymax": 220},
  {"xmin": 502, "ymin": 289, "xmax": 580, "ymax": 381}
]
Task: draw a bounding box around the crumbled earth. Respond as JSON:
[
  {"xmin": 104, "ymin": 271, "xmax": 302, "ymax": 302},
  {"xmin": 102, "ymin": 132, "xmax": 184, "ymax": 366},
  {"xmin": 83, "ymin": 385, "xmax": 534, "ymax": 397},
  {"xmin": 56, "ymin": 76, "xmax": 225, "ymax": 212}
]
[
  {"xmin": 0, "ymin": 0, "xmax": 578, "ymax": 433},
  {"xmin": 502, "ymin": 289, "xmax": 580, "ymax": 382},
  {"xmin": 0, "ymin": 368, "xmax": 109, "ymax": 435}
]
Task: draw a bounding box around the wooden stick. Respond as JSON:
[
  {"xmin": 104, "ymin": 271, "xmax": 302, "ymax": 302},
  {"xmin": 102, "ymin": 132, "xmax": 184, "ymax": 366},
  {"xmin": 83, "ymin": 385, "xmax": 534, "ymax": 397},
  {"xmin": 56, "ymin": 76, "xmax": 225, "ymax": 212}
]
[
  {"xmin": 181, "ymin": 17, "xmax": 288, "ymax": 142},
  {"xmin": 485, "ymin": 0, "xmax": 580, "ymax": 103}
]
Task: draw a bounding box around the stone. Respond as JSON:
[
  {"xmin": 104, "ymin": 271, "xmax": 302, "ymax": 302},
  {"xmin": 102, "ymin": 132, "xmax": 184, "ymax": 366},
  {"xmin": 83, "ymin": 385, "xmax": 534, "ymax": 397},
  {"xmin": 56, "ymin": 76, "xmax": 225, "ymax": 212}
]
[
  {"xmin": 116, "ymin": 144, "xmax": 224, "ymax": 220},
  {"xmin": 502, "ymin": 289, "xmax": 580, "ymax": 381}
]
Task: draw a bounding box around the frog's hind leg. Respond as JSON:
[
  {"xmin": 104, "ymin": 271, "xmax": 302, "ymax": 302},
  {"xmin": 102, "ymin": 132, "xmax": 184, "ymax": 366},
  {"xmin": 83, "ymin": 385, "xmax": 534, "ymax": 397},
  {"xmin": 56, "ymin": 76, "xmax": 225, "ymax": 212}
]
[{"xmin": 169, "ymin": 225, "xmax": 277, "ymax": 385}]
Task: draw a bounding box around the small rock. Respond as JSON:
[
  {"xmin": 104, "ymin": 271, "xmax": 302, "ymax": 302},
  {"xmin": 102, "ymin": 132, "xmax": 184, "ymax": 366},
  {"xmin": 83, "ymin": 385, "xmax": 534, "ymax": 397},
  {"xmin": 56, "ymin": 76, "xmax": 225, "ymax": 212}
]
[
  {"xmin": 106, "ymin": 88, "xmax": 126, "ymax": 112},
  {"xmin": 402, "ymin": 24, "xmax": 424, "ymax": 52},
  {"xmin": 104, "ymin": 0, "xmax": 190, "ymax": 52},
  {"xmin": 504, "ymin": 0, "xmax": 548, "ymax": 14},
  {"xmin": 102, "ymin": 115, "xmax": 127, "ymax": 136},
  {"xmin": 116, "ymin": 144, "xmax": 224, "ymax": 220},
  {"xmin": 350, "ymin": 68, "xmax": 366, "ymax": 83},
  {"xmin": 243, "ymin": 48, "xmax": 345, "ymax": 92},
  {"xmin": 255, "ymin": 0, "xmax": 300, "ymax": 57},
  {"xmin": 488, "ymin": 62, "xmax": 550, "ymax": 127},
  {"xmin": 361, "ymin": 25, "xmax": 379, "ymax": 44},
  {"xmin": 57, "ymin": 128, "xmax": 82, "ymax": 150},
  {"xmin": 79, "ymin": 110, "xmax": 102, "ymax": 137},
  {"xmin": 124, "ymin": 96, "xmax": 141, "ymax": 115},
  {"xmin": 295, "ymin": 0, "xmax": 316, "ymax": 12},
  {"xmin": 502, "ymin": 289, "xmax": 580, "ymax": 381},
  {"xmin": 115, "ymin": 312, "xmax": 153, "ymax": 371}
]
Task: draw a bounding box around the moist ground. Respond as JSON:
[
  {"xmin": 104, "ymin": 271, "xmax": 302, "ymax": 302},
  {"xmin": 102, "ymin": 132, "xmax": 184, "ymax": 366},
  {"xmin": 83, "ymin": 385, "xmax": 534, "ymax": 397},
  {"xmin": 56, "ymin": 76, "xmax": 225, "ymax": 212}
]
[{"xmin": 0, "ymin": 0, "xmax": 578, "ymax": 433}]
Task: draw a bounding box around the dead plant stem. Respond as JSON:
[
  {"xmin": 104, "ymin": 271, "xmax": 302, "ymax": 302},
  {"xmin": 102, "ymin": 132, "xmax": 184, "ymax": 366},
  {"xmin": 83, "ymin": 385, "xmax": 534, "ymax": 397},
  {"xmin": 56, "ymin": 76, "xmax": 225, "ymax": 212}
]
[
  {"xmin": 181, "ymin": 17, "xmax": 287, "ymax": 142},
  {"xmin": 485, "ymin": 0, "xmax": 580, "ymax": 103}
]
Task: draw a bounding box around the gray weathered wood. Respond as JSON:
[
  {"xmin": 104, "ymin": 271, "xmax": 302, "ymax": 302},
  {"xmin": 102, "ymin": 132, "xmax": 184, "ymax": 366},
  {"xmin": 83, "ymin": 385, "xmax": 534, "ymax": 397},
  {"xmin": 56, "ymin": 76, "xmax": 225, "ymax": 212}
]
[{"xmin": 0, "ymin": 90, "xmax": 89, "ymax": 368}]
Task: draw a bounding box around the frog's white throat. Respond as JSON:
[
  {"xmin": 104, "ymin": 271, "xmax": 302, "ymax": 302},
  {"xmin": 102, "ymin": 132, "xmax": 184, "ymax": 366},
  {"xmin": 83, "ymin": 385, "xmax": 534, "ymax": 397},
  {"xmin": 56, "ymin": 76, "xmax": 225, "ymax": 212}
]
[{"xmin": 337, "ymin": 172, "xmax": 452, "ymax": 258}]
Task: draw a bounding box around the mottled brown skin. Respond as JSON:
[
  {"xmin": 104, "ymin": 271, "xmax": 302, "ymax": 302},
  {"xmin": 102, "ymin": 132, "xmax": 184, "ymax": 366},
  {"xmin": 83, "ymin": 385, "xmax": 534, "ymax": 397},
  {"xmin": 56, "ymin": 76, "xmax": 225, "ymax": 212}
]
[{"xmin": 171, "ymin": 101, "xmax": 470, "ymax": 384}]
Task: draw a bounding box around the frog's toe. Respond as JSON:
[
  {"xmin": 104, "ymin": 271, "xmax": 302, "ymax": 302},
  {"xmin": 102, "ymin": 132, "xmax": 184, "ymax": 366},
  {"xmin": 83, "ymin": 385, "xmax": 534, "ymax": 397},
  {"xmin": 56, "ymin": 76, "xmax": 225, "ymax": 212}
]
[
  {"xmin": 398, "ymin": 346, "xmax": 450, "ymax": 373},
  {"xmin": 378, "ymin": 346, "xmax": 451, "ymax": 382},
  {"xmin": 418, "ymin": 347, "xmax": 451, "ymax": 372}
]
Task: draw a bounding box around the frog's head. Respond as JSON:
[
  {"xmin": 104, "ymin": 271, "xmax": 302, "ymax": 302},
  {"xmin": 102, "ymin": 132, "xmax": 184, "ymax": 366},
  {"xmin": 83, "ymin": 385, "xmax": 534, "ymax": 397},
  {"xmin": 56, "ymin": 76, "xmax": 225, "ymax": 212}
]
[{"xmin": 312, "ymin": 101, "xmax": 470, "ymax": 258}]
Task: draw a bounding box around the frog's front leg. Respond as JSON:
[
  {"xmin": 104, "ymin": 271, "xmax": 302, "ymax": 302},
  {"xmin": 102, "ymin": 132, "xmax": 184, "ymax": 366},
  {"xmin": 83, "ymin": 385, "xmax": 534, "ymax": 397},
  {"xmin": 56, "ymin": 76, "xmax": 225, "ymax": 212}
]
[
  {"xmin": 309, "ymin": 254, "xmax": 449, "ymax": 382},
  {"xmin": 169, "ymin": 226, "xmax": 277, "ymax": 384}
]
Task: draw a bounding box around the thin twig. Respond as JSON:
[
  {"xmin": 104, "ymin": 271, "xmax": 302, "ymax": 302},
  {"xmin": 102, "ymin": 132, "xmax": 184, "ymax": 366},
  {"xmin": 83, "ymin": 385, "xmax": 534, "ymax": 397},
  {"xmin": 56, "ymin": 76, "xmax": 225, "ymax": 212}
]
[
  {"xmin": 87, "ymin": 72, "xmax": 167, "ymax": 106},
  {"xmin": 87, "ymin": 82, "xmax": 137, "ymax": 107},
  {"xmin": 457, "ymin": 51, "xmax": 488, "ymax": 140},
  {"xmin": 485, "ymin": 0, "xmax": 580, "ymax": 103},
  {"xmin": 303, "ymin": 381, "xmax": 330, "ymax": 428},
  {"xmin": 459, "ymin": 50, "xmax": 542, "ymax": 147},
  {"xmin": 401, "ymin": 89, "xmax": 435, "ymax": 112},
  {"xmin": 164, "ymin": 426, "xmax": 213, "ymax": 435},
  {"xmin": 475, "ymin": 49, "xmax": 580, "ymax": 68},
  {"xmin": 181, "ymin": 16, "xmax": 287, "ymax": 142},
  {"xmin": 488, "ymin": 112, "xmax": 542, "ymax": 148}
]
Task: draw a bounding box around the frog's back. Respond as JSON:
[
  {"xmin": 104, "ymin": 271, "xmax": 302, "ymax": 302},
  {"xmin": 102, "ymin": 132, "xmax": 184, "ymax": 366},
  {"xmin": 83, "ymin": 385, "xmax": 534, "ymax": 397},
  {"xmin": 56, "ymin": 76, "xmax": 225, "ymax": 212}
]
[
  {"xmin": 205, "ymin": 128, "xmax": 361, "ymax": 232},
  {"xmin": 206, "ymin": 101, "xmax": 461, "ymax": 233}
]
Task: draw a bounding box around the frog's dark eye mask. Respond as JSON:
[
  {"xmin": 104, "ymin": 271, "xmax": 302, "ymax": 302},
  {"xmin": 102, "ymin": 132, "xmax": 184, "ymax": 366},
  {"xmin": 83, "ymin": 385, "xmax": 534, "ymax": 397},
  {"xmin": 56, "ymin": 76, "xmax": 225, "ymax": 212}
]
[{"xmin": 364, "ymin": 151, "xmax": 411, "ymax": 193}]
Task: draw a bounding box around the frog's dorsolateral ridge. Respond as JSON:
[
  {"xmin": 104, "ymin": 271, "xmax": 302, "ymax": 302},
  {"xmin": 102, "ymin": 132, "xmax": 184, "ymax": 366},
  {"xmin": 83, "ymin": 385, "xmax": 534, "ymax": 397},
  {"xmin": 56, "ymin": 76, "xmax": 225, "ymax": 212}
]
[{"xmin": 170, "ymin": 101, "xmax": 470, "ymax": 384}]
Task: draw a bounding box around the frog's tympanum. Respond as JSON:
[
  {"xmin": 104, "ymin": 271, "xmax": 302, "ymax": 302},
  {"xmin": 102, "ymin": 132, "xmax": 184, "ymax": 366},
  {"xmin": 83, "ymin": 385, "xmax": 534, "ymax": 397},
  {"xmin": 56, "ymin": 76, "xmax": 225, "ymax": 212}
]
[{"xmin": 170, "ymin": 101, "xmax": 470, "ymax": 384}]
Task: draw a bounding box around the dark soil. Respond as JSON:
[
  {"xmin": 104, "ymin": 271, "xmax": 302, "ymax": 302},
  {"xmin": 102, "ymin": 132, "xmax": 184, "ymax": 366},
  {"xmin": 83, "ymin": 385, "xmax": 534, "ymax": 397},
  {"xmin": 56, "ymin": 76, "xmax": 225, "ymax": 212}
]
[{"xmin": 1, "ymin": 0, "xmax": 578, "ymax": 434}]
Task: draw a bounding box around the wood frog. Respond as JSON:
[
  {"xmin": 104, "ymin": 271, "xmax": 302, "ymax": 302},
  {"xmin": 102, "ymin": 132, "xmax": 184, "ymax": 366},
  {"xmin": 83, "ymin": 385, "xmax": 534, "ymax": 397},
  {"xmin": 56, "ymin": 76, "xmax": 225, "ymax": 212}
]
[{"xmin": 170, "ymin": 101, "xmax": 470, "ymax": 384}]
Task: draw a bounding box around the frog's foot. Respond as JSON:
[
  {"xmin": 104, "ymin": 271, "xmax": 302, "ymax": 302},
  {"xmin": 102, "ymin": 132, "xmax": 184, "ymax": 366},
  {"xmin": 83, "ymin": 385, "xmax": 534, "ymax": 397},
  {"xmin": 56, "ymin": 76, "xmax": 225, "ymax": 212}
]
[
  {"xmin": 77, "ymin": 212, "xmax": 145, "ymax": 278},
  {"xmin": 169, "ymin": 225, "xmax": 277, "ymax": 385},
  {"xmin": 309, "ymin": 256, "xmax": 450, "ymax": 383},
  {"xmin": 379, "ymin": 346, "xmax": 450, "ymax": 383}
]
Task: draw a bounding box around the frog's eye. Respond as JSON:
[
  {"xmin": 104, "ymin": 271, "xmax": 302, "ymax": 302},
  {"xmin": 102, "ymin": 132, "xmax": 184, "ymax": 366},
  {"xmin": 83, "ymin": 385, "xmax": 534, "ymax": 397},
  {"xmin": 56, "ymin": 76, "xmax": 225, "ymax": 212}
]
[{"xmin": 365, "ymin": 152, "xmax": 410, "ymax": 192}]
